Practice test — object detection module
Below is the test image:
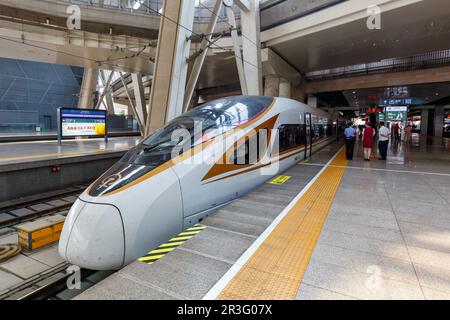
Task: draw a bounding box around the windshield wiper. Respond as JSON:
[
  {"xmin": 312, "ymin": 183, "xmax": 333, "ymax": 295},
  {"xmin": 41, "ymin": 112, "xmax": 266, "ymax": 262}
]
[{"xmin": 143, "ymin": 139, "xmax": 175, "ymax": 152}]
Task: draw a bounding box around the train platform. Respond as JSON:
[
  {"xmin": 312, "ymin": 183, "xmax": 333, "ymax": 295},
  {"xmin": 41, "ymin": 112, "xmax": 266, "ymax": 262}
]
[
  {"xmin": 0, "ymin": 137, "xmax": 140, "ymax": 202},
  {"xmin": 0, "ymin": 131, "xmax": 141, "ymax": 143},
  {"xmin": 75, "ymin": 138, "xmax": 450, "ymax": 300},
  {"xmin": 0, "ymin": 136, "xmax": 140, "ymax": 168}
]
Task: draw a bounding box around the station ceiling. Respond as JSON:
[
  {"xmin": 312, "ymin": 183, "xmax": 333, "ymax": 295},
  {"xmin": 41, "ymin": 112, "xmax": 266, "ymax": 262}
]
[
  {"xmin": 269, "ymin": 0, "xmax": 450, "ymax": 73},
  {"xmin": 315, "ymin": 81, "xmax": 450, "ymax": 116}
]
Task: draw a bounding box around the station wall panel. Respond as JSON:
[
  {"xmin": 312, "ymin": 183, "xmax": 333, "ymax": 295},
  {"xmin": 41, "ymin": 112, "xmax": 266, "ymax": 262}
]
[{"xmin": 0, "ymin": 57, "xmax": 83, "ymax": 132}]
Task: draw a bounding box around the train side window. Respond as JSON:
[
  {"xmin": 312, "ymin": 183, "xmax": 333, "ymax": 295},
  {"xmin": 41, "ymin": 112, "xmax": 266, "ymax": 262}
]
[
  {"xmin": 277, "ymin": 124, "xmax": 304, "ymax": 153},
  {"xmin": 232, "ymin": 138, "xmax": 250, "ymax": 165},
  {"xmin": 231, "ymin": 128, "xmax": 268, "ymax": 165}
]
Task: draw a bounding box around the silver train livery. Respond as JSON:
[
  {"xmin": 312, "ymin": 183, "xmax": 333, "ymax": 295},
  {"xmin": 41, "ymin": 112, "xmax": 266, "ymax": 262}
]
[{"xmin": 59, "ymin": 96, "xmax": 343, "ymax": 270}]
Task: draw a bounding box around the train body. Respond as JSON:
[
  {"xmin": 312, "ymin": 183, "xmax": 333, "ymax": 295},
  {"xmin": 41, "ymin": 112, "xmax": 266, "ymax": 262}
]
[{"xmin": 59, "ymin": 96, "xmax": 343, "ymax": 270}]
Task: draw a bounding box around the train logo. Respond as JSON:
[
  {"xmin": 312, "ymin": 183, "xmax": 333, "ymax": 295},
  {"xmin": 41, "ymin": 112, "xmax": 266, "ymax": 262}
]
[{"xmin": 98, "ymin": 173, "xmax": 122, "ymax": 189}]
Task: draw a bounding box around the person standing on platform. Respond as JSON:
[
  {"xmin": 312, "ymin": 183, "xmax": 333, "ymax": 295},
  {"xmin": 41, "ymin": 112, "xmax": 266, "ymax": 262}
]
[
  {"xmin": 404, "ymin": 124, "xmax": 412, "ymax": 144},
  {"xmin": 362, "ymin": 122, "xmax": 375, "ymax": 161},
  {"xmin": 344, "ymin": 122, "xmax": 356, "ymax": 160},
  {"xmin": 393, "ymin": 123, "xmax": 400, "ymax": 142},
  {"xmin": 378, "ymin": 121, "xmax": 390, "ymax": 160}
]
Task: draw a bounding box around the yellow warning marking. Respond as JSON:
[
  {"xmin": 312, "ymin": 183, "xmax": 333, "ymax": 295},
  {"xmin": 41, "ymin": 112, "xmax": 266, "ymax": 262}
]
[
  {"xmin": 178, "ymin": 231, "xmax": 202, "ymax": 236},
  {"xmin": 159, "ymin": 241, "xmax": 184, "ymax": 248},
  {"xmin": 138, "ymin": 254, "xmax": 165, "ymax": 262},
  {"xmin": 218, "ymin": 148, "xmax": 349, "ymax": 300},
  {"xmin": 138, "ymin": 224, "xmax": 206, "ymax": 265},
  {"xmin": 170, "ymin": 236, "xmax": 193, "ymax": 241},
  {"xmin": 187, "ymin": 226, "xmax": 207, "ymax": 231},
  {"xmin": 268, "ymin": 175, "xmax": 292, "ymax": 185},
  {"xmin": 148, "ymin": 247, "xmax": 176, "ymax": 254}
]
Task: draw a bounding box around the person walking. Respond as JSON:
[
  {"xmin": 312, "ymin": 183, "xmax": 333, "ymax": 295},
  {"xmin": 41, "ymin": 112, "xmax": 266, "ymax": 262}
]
[
  {"xmin": 362, "ymin": 122, "xmax": 375, "ymax": 161},
  {"xmin": 344, "ymin": 122, "xmax": 356, "ymax": 160},
  {"xmin": 378, "ymin": 121, "xmax": 390, "ymax": 160}
]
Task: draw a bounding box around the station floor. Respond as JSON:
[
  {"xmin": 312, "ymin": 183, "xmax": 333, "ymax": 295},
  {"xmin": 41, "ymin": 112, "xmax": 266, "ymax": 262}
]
[
  {"xmin": 0, "ymin": 137, "xmax": 141, "ymax": 166},
  {"xmin": 73, "ymin": 137, "xmax": 449, "ymax": 300}
]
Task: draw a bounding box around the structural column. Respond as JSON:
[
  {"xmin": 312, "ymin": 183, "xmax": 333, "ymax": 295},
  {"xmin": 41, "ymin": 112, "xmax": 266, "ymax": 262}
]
[
  {"xmin": 131, "ymin": 73, "xmax": 148, "ymax": 125},
  {"xmin": 99, "ymin": 70, "xmax": 115, "ymax": 114},
  {"xmin": 434, "ymin": 106, "xmax": 444, "ymax": 138},
  {"xmin": 78, "ymin": 67, "xmax": 99, "ymax": 109},
  {"xmin": 240, "ymin": 0, "xmax": 263, "ymax": 95},
  {"xmin": 420, "ymin": 109, "xmax": 429, "ymax": 135},
  {"xmin": 146, "ymin": 0, "xmax": 195, "ymax": 135},
  {"xmin": 307, "ymin": 94, "xmax": 318, "ymax": 108},
  {"xmin": 278, "ymin": 78, "xmax": 291, "ymax": 98},
  {"xmin": 292, "ymin": 82, "xmax": 306, "ymax": 103},
  {"xmin": 263, "ymin": 75, "xmax": 279, "ymax": 97}
]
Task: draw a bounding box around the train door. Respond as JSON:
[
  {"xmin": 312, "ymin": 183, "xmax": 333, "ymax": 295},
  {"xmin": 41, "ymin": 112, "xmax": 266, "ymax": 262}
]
[{"xmin": 304, "ymin": 113, "xmax": 312, "ymax": 159}]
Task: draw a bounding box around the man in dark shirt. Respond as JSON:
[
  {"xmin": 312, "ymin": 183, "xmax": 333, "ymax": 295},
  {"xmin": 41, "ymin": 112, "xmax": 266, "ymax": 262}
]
[{"xmin": 344, "ymin": 122, "xmax": 356, "ymax": 160}]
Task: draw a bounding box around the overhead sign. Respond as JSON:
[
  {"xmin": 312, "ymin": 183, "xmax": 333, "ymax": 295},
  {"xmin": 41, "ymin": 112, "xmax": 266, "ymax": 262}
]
[
  {"xmin": 58, "ymin": 108, "xmax": 107, "ymax": 137},
  {"xmin": 382, "ymin": 98, "xmax": 413, "ymax": 105},
  {"xmin": 386, "ymin": 106, "xmax": 408, "ymax": 112}
]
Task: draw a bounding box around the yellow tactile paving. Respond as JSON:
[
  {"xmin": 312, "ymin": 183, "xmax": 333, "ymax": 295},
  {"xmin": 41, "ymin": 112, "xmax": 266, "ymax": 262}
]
[{"xmin": 218, "ymin": 148, "xmax": 349, "ymax": 300}]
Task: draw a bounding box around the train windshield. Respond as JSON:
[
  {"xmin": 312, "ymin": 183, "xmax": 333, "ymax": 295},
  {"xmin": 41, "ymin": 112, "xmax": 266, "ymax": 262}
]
[
  {"xmin": 120, "ymin": 96, "xmax": 274, "ymax": 167},
  {"xmin": 89, "ymin": 96, "xmax": 273, "ymax": 197},
  {"xmin": 142, "ymin": 96, "xmax": 273, "ymax": 148}
]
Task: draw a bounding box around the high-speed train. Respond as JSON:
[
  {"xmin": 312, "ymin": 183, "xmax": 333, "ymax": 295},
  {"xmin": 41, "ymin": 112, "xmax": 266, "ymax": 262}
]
[{"xmin": 59, "ymin": 96, "xmax": 344, "ymax": 270}]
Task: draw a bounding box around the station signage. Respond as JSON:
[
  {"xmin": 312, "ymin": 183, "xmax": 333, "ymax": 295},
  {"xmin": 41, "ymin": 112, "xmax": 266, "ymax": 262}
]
[
  {"xmin": 385, "ymin": 106, "xmax": 407, "ymax": 122},
  {"xmin": 382, "ymin": 98, "xmax": 413, "ymax": 105},
  {"xmin": 386, "ymin": 106, "xmax": 408, "ymax": 112},
  {"xmin": 57, "ymin": 108, "xmax": 108, "ymax": 143}
]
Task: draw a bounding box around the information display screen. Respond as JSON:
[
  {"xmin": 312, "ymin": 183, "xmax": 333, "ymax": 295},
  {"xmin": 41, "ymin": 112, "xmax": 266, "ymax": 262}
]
[{"xmin": 59, "ymin": 108, "xmax": 107, "ymax": 137}]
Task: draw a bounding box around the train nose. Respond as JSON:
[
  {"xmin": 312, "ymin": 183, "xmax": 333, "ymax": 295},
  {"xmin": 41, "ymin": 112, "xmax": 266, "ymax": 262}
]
[{"xmin": 58, "ymin": 199, "xmax": 125, "ymax": 270}]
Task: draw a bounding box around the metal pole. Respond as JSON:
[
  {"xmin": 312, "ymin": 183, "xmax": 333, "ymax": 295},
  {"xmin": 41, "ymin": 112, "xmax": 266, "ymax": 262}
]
[
  {"xmin": 119, "ymin": 72, "xmax": 145, "ymax": 136},
  {"xmin": 183, "ymin": 0, "xmax": 223, "ymax": 112},
  {"xmin": 95, "ymin": 70, "xmax": 114, "ymax": 110},
  {"xmin": 225, "ymin": 4, "xmax": 248, "ymax": 95}
]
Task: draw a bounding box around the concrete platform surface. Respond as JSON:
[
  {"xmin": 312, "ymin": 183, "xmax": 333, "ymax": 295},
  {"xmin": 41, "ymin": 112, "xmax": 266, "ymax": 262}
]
[
  {"xmin": 75, "ymin": 143, "xmax": 338, "ymax": 300},
  {"xmin": 0, "ymin": 137, "xmax": 141, "ymax": 168},
  {"xmin": 75, "ymin": 139, "xmax": 450, "ymax": 300}
]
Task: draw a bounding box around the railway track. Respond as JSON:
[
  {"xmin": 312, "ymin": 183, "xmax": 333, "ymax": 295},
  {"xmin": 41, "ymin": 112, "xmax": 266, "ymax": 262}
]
[
  {"xmin": 0, "ymin": 185, "xmax": 88, "ymax": 229},
  {"xmin": 0, "ymin": 183, "xmax": 114, "ymax": 300}
]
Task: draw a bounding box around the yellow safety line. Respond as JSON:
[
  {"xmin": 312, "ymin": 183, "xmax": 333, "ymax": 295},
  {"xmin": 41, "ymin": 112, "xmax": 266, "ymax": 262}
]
[
  {"xmin": 187, "ymin": 226, "xmax": 207, "ymax": 231},
  {"xmin": 218, "ymin": 148, "xmax": 349, "ymax": 300},
  {"xmin": 169, "ymin": 236, "xmax": 193, "ymax": 242},
  {"xmin": 178, "ymin": 231, "xmax": 202, "ymax": 236},
  {"xmin": 138, "ymin": 254, "xmax": 166, "ymax": 262},
  {"xmin": 159, "ymin": 241, "xmax": 185, "ymax": 248},
  {"xmin": 148, "ymin": 247, "xmax": 176, "ymax": 254},
  {"xmin": 137, "ymin": 224, "xmax": 207, "ymax": 266}
]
